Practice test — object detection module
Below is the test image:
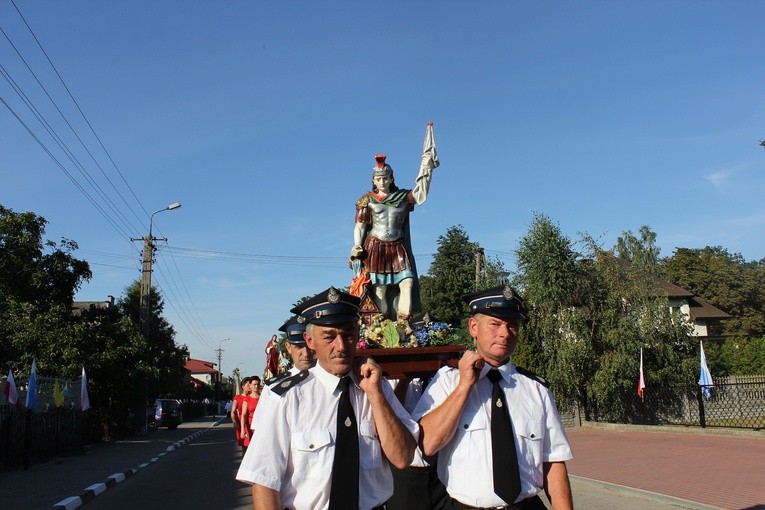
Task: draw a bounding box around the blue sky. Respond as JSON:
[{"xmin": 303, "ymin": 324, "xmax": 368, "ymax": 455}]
[{"xmin": 3, "ymin": 1, "xmax": 764, "ymax": 379}]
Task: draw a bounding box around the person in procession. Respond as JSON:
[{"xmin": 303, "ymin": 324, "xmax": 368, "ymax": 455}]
[
  {"xmin": 236, "ymin": 286, "xmax": 418, "ymax": 510},
  {"xmin": 266, "ymin": 315, "xmax": 316, "ymax": 385},
  {"xmin": 240, "ymin": 375, "xmax": 260, "ymax": 449},
  {"xmin": 232, "ymin": 376, "xmax": 251, "ymax": 450},
  {"xmin": 413, "ymin": 285, "xmax": 574, "ymax": 510}
]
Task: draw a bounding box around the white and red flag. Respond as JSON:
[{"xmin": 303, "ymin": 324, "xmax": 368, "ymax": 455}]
[
  {"xmin": 4, "ymin": 369, "xmax": 20, "ymax": 408},
  {"xmin": 638, "ymin": 348, "xmax": 646, "ymax": 399}
]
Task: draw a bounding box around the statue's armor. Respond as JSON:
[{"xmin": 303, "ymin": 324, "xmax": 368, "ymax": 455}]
[{"xmin": 367, "ymin": 201, "xmax": 409, "ymax": 241}]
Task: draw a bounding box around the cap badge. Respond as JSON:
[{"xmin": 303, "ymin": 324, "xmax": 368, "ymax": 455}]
[
  {"xmin": 296, "ymin": 315, "xmax": 305, "ymax": 324},
  {"xmin": 328, "ymin": 287, "xmax": 340, "ymax": 303},
  {"xmin": 502, "ymin": 285, "xmax": 515, "ymax": 300}
]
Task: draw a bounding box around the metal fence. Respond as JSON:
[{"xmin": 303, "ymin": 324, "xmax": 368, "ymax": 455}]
[
  {"xmin": 559, "ymin": 375, "xmax": 765, "ymax": 430},
  {"xmin": 1, "ymin": 373, "xmax": 91, "ymax": 470},
  {"xmin": 0, "ymin": 406, "xmax": 101, "ymax": 470},
  {"xmin": 0, "ymin": 399, "xmax": 211, "ymax": 471}
]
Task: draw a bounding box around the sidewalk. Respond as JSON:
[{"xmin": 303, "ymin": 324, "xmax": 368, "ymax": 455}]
[
  {"xmin": 566, "ymin": 423, "xmax": 765, "ymax": 510},
  {"xmin": 0, "ymin": 416, "xmax": 223, "ymax": 510}
]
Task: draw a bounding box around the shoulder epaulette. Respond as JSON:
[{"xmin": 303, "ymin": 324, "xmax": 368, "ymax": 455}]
[
  {"xmin": 515, "ymin": 366, "xmax": 550, "ymax": 388},
  {"xmin": 265, "ymin": 372, "xmax": 289, "ymax": 386},
  {"xmin": 270, "ymin": 370, "xmax": 310, "ymax": 396},
  {"xmin": 356, "ymin": 194, "xmax": 370, "ymax": 209}
]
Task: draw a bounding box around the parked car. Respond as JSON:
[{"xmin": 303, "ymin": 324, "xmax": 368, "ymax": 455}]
[{"xmin": 153, "ymin": 399, "xmax": 183, "ymax": 429}]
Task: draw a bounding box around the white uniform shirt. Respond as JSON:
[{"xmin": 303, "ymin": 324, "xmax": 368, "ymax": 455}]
[
  {"xmin": 236, "ymin": 363, "xmax": 419, "ymax": 510},
  {"xmin": 412, "ymin": 362, "xmax": 573, "ymax": 507}
]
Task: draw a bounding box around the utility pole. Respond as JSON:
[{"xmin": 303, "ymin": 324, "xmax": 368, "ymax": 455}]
[
  {"xmin": 131, "ymin": 202, "xmax": 181, "ymax": 435},
  {"xmin": 216, "ymin": 347, "xmax": 224, "ymax": 380},
  {"xmin": 475, "ymin": 245, "xmax": 484, "ymax": 290},
  {"xmin": 215, "ymin": 338, "xmax": 230, "ymax": 406},
  {"xmin": 131, "ymin": 231, "xmax": 165, "ymax": 435},
  {"xmin": 137, "ymin": 234, "xmax": 166, "ymax": 348}
]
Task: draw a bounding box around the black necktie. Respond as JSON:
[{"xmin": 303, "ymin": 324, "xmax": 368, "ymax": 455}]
[
  {"xmin": 329, "ymin": 376, "xmax": 359, "ymax": 509},
  {"xmin": 487, "ymin": 369, "xmax": 521, "ymax": 505}
]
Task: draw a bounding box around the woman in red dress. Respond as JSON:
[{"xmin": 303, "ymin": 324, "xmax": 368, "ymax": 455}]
[
  {"xmin": 240, "ymin": 376, "xmax": 261, "ymax": 448},
  {"xmin": 232, "ymin": 377, "xmax": 250, "ymax": 449}
]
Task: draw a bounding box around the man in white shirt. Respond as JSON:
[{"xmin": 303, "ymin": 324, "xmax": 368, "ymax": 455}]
[
  {"xmin": 280, "ymin": 315, "xmax": 316, "ymax": 374},
  {"xmin": 236, "ymin": 286, "xmax": 418, "ymax": 510},
  {"xmin": 413, "ymin": 285, "xmax": 573, "ymax": 510}
]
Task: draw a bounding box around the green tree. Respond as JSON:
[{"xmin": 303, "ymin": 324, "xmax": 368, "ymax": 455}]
[
  {"xmin": 705, "ymin": 336, "xmax": 765, "ymax": 376},
  {"xmin": 73, "ymin": 302, "xmax": 150, "ymax": 434},
  {"xmin": 664, "ymin": 247, "xmax": 765, "ymax": 338},
  {"xmin": 419, "ymin": 225, "xmax": 481, "ymax": 327},
  {"xmin": 586, "ymin": 248, "xmax": 696, "ymax": 421},
  {"xmin": 615, "ymin": 226, "xmax": 662, "ymax": 275},
  {"xmin": 514, "ymin": 215, "xmax": 696, "ymax": 422},
  {"xmin": 514, "ymin": 213, "xmax": 593, "ymax": 410},
  {"xmin": 0, "ymin": 205, "xmax": 92, "ymax": 372},
  {"xmin": 118, "ymin": 281, "xmax": 189, "ymax": 401}
]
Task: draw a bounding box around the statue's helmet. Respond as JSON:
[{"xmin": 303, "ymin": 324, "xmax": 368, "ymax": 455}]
[{"xmin": 372, "ymin": 154, "xmax": 393, "ymax": 177}]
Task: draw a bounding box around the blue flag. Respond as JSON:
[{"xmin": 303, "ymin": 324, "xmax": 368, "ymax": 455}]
[
  {"xmin": 25, "ymin": 360, "xmax": 39, "ymax": 412},
  {"xmin": 698, "ymin": 341, "xmax": 713, "ymax": 399}
]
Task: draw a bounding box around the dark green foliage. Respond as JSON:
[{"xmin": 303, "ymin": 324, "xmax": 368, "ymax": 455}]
[
  {"xmin": 704, "ymin": 336, "xmax": 765, "ymax": 376},
  {"xmin": 664, "ymin": 247, "xmax": 765, "ymax": 339},
  {"xmin": 118, "ymin": 281, "xmax": 189, "ymax": 403},
  {"xmin": 514, "ymin": 217, "xmax": 697, "ymax": 422},
  {"xmin": 419, "ymin": 225, "xmax": 476, "ymax": 326},
  {"xmin": 0, "ymin": 205, "xmax": 92, "ymax": 374},
  {"xmin": 0, "ymin": 205, "xmax": 190, "ymax": 437}
]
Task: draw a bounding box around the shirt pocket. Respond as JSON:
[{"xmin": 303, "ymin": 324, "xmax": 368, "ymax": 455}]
[
  {"xmin": 516, "ymin": 424, "xmax": 544, "ymax": 467},
  {"xmin": 453, "ymin": 413, "xmax": 487, "ymax": 461},
  {"xmin": 292, "ymin": 429, "xmax": 333, "ymax": 479},
  {"xmin": 359, "ymin": 419, "xmax": 382, "ymax": 469}
]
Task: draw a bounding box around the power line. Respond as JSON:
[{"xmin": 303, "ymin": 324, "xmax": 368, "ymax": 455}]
[
  {"xmin": 8, "ymin": 0, "xmax": 149, "ymax": 227},
  {"xmin": 0, "ymin": 93, "xmax": 133, "ymax": 240},
  {"xmin": 154, "ymin": 248, "xmax": 216, "ymax": 351},
  {"xmin": 3, "ymin": 5, "xmax": 214, "ymax": 355},
  {"xmin": 0, "ymin": 62, "xmax": 139, "ymax": 238}
]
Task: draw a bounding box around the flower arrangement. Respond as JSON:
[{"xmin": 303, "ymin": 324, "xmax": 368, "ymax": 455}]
[
  {"xmin": 358, "ymin": 316, "xmax": 416, "ymax": 349},
  {"xmin": 413, "ymin": 321, "xmax": 455, "ymax": 346},
  {"xmin": 358, "ymin": 314, "xmax": 458, "ymax": 349}
]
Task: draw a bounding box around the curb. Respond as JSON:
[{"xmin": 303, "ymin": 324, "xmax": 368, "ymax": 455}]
[
  {"xmin": 578, "ymin": 420, "xmax": 765, "ymax": 439},
  {"xmin": 51, "ymin": 419, "xmax": 225, "ymax": 510},
  {"xmin": 570, "ymin": 475, "xmax": 725, "ymax": 510}
]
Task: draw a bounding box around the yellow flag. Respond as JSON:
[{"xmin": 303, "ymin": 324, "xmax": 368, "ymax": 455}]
[{"xmin": 53, "ymin": 380, "xmax": 65, "ymax": 407}]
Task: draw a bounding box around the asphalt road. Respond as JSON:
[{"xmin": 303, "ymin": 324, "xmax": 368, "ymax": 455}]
[
  {"xmin": 84, "ymin": 423, "xmax": 252, "ymax": 510},
  {"xmin": 80, "ymin": 421, "xmax": 715, "ymax": 510}
]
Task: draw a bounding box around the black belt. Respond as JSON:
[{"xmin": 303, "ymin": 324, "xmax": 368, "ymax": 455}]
[{"xmin": 449, "ymin": 495, "xmax": 544, "ymax": 510}]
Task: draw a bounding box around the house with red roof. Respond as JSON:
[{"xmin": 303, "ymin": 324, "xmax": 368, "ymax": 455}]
[{"xmin": 184, "ymin": 357, "xmax": 220, "ymax": 389}]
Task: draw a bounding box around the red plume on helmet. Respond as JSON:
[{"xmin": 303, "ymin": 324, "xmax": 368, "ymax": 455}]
[{"xmin": 373, "ymin": 154, "xmax": 392, "ymax": 177}]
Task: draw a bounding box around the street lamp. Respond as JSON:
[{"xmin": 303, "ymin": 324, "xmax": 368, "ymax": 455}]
[
  {"xmin": 216, "ymin": 338, "xmax": 230, "ymax": 405},
  {"xmin": 137, "ymin": 202, "xmax": 181, "ymax": 435},
  {"xmin": 149, "ymin": 202, "xmax": 182, "ymax": 238}
]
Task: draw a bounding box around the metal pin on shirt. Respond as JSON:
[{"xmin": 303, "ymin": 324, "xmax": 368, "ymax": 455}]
[
  {"xmin": 345, "ymin": 417, "xmax": 352, "ymax": 427},
  {"xmin": 496, "ymin": 399, "xmax": 503, "ymax": 408}
]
